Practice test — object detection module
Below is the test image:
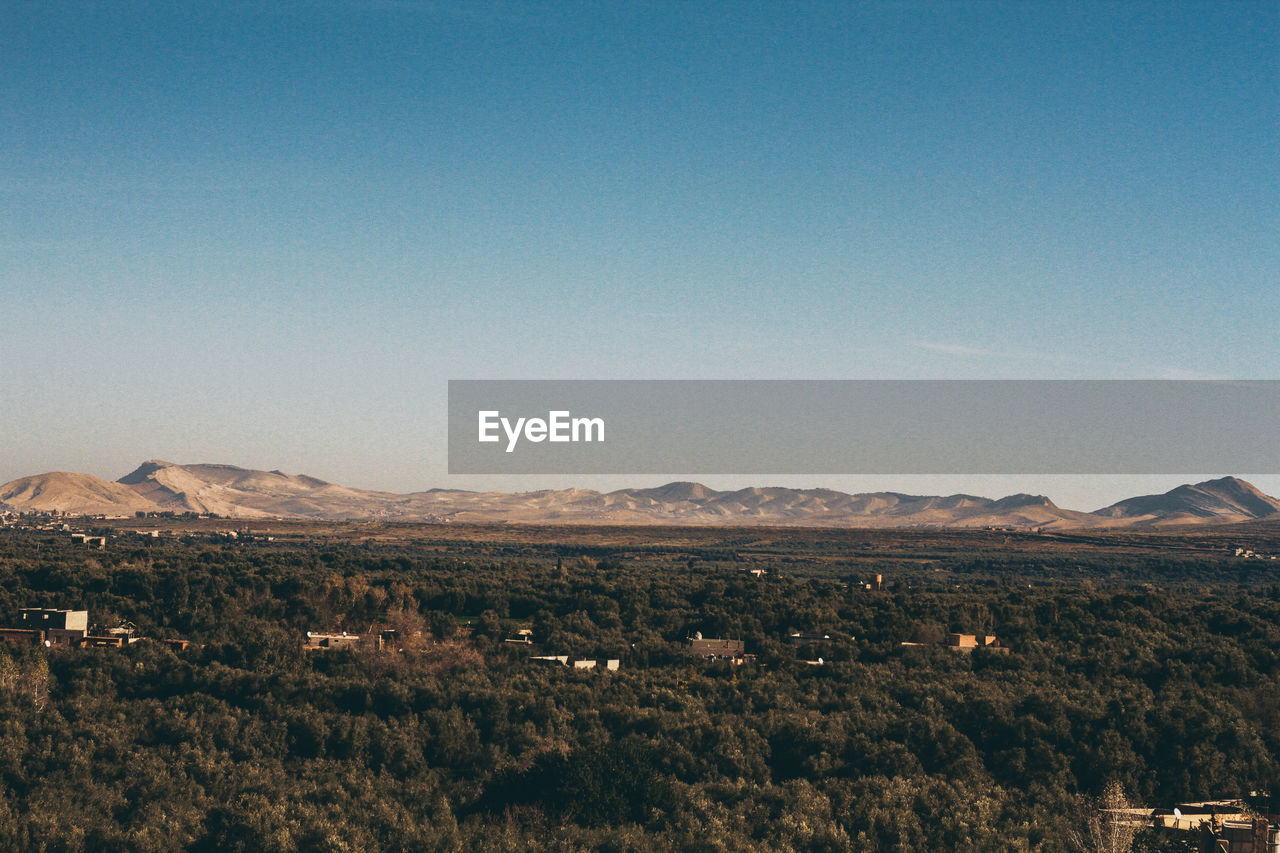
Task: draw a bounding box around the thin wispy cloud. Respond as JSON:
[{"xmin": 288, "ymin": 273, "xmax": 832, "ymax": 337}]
[
  {"xmin": 1155, "ymin": 368, "xmax": 1231, "ymax": 380},
  {"xmin": 914, "ymin": 341, "xmax": 1239, "ymax": 381},
  {"xmin": 914, "ymin": 341, "xmax": 999, "ymax": 358}
]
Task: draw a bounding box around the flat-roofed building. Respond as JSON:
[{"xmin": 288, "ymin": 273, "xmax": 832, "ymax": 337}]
[
  {"xmin": 0, "ymin": 627, "xmax": 45, "ymax": 646},
  {"xmin": 945, "ymin": 633, "xmax": 1008, "ymax": 653},
  {"xmin": 687, "ymin": 634, "xmax": 752, "ymax": 664},
  {"xmin": 303, "ymin": 631, "xmax": 365, "ymax": 651},
  {"xmin": 79, "ymin": 635, "xmax": 126, "ymax": 648},
  {"xmin": 20, "ymin": 609, "xmax": 88, "ymax": 633}
]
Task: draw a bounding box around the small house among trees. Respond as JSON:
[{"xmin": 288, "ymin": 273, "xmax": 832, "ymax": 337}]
[
  {"xmin": 687, "ymin": 634, "xmax": 750, "ymax": 664},
  {"xmin": 945, "ymin": 633, "xmax": 1009, "ymax": 653}
]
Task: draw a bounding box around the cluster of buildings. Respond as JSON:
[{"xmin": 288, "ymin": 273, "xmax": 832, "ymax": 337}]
[
  {"xmin": 943, "ymin": 633, "xmax": 1010, "ymax": 653},
  {"xmin": 0, "ymin": 608, "xmax": 189, "ymax": 651},
  {"xmin": 1199, "ymin": 818, "xmax": 1280, "ymax": 853},
  {"xmin": 497, "ymin": 628, "xmax": 622, "ymax": 670},
  {"xmin": 0, "ymin": 513, "xmax": 113, "ymax": 543},
  {"xmin": 304, "ymin": 625, "xmax": 626, "ymax": 671},
  {"xmin": 683, "ymin": 625, "xmax": 1007, "ymax": 666},
  {"xmin": 302, "ymin": 571, "xmax": 992, "ymax": 674},
  {"xmin": 684, "ymin": 630, "xmax": 857, "ymax": 667},
  {"xmin": 899, "ymin": 632, "xmax": 1010, "ymax": 654},
  {"xmin": 0, "ymin": 514, "xmax": 277, "ymax": 547},
  {"xmin": 303, "ymin": 630, "xmax": 400, "ymax": 652},
  {"xmin": 1112, "ymin": 798, "xmax": 1280, "ymax": 853},
  {"xmin": 509, "ymin": 629, "xmax": 837, "ymax": 671},
  {"xmin": 1, "ymin": 510, "xmax": 114, "ymax": 530},
  {"xmin": 531, "ymin": 655, "xmax": 621, "ymax": 670},
  {"xmin": 687, "ymin": 633, "xmax": 752, "ymax": 664}
]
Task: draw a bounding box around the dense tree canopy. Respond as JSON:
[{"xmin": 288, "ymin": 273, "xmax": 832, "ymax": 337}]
[{"xmin": 0, "ymin": 525, "xmax": 1276, "ymax": 850}]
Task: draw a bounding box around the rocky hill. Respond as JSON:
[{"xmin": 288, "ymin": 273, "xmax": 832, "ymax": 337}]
[{"xmin": 3, "ymin": 462, "xmax": 1278, "ymax": 528}]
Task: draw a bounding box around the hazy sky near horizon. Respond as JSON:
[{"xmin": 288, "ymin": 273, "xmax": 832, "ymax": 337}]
[{"xmin": 2, "ymin": 1, "xmax": 1277, "ymax": 507}]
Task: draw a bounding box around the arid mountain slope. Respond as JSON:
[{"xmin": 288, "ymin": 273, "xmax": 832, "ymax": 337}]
[
  {"xmin": 2, "ymin": 462, "xmax": 1277, "ymax": 528},
  {"xmin": 1093, "ymin": 476, "xmax": 1280, "ymax": 526},
  {"xmin": 0, "ymin": 471, "xmax": 155, "ymax": 516}
]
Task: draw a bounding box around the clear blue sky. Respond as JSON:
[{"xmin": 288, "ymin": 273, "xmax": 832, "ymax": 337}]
[{"xmin": 3, "ymin": 1, "xmax": 1277, "ymax": 508}]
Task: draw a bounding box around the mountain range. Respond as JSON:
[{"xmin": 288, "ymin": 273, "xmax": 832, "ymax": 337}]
[{"xmin": 3, "ymin": 461, "xmax": 1279, "ymax": 529}]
